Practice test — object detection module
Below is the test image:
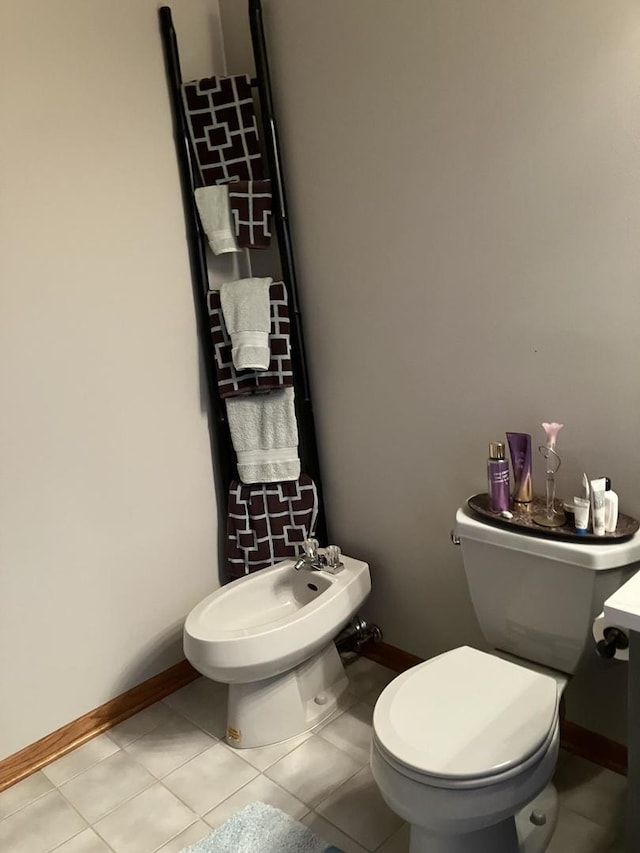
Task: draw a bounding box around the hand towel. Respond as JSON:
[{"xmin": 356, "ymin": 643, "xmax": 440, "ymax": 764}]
[
  {"xmin": 194, "ymin": 186, "xmax": 241, "ymax": 255},
  {"xmin": 208, "ymin": 281, "xmax": 293, "ymax": 398},
  {"xmin": 220, "ymin": 277, "xmax": 272, "ymax": 371},
  {"xmin": 225, "ymin": 387, "xmax": 300, "ymax": 484},
  {"xmin": 228, "ymin": 179, "xmax": 273, "ymax": 248},
  {"xmin": 226, "ymin": 476, "xmax": 319, "ymax": 578},
  {"xmin": 181, "ymin": 75, "xmax": 264, "ymax": 186}
]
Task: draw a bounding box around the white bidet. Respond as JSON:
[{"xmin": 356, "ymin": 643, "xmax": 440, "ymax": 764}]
[{"xmin": 184, "ymin": 555, "xmax": 371, "ymax": 748}]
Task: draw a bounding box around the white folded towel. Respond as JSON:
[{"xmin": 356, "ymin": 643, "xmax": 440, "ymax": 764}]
[
  {"xmin": 225, "ymin": 388, "xmax": 300, "ymax": 483},
  {"xmin": 194, "ymin": 186, "xmax": 241, "ymax": 255},
  {"xmin": 220, "ymin": 277, "xmax": 272, "ymax": 371}
]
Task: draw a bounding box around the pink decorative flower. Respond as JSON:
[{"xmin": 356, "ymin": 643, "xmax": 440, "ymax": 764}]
[{"xmin": 542, "ymin": 422, "xmax": 564, "ymax": 447}]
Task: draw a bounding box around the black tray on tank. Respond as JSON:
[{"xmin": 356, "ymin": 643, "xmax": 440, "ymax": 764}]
[{"xmin": 467, "ymin": 493, "xmax": 639, "ymax": 544}]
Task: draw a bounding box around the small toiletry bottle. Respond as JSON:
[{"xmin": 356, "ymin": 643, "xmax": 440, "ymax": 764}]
[
  {"xmin": 604, "ymin": 478, "xmax": 619, "ymax": 533},
  {"xmin": 488, "ymin": 442, "xmax": 510, "ymax": 513}
]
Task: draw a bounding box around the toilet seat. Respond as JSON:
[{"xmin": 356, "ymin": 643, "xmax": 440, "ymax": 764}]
[{"xmin": 373, "ymin": 646, "xmax": 559, "ymax": 790}]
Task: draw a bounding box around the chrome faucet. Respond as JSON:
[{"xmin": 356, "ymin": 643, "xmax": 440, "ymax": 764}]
[{"xmin": 294, "ymin": 538, "xmax": 343, "ymax": 573}]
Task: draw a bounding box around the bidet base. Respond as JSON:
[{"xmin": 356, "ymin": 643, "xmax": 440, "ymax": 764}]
[{"xmin": 225, "ymin": 642, "xmax": 348, "ymax": 749}]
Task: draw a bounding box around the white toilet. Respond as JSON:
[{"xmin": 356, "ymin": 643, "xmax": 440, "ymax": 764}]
[
  {"xmin": 184, "ymin": 552, "xmax": 370, "ymax": 748},
  {"xmin": 371, "ymin": 506, "xmax": 640, "ymax": 853}
]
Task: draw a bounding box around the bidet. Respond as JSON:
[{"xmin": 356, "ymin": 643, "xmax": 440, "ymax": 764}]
[{"xmin": 184, "ymin": 553, "xmax": 371, "ymax": 748}]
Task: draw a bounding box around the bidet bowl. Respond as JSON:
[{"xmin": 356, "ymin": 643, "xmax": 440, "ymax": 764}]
[{"xmin": 184, "ymin": 555, "xmax": 371, "ymax": 683}]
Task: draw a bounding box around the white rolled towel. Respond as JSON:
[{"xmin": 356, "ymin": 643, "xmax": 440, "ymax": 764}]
[
  {"xmin": 225, "ymin": 388, "xmax": 300, "ymax": 483},
  {"xmin": 194, "ymin": 186, "xmax": 241, "ymax": 255},
  {"xmin": 220, "ymin": 277, "xmax": 272, "ymax": 371}
]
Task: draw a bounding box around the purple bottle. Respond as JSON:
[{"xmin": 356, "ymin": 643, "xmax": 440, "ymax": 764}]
[{"xmin": 488, "ymin": 442, "xmax": 510, "ymax": 512}]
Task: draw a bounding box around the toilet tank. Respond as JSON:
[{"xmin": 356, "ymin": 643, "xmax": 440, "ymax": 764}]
[{"xmin": 454, "ymin": 506, "xmax": 640, "ymax": 674}]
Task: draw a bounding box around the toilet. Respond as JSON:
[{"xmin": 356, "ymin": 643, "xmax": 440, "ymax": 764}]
[
  {"xmin": 370, "ymin": 505, "xmax": 640, "ymax": 853},
  {"xmin": 184, "ymin": 553, "xmax": 370, "ymax": 749}
]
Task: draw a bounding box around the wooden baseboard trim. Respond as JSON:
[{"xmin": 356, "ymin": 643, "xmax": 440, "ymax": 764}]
[
  {"xmin": 560, "ymin": 719, "xmax": 627, "ymax": 776},
  {"xmin": 361, "ymin": 640, "xmax": 423, "ymax": 672},
  {"xmin": 0, "ymin": 659, "xmax": 199, "ymax": 792},
  {"xmin": 362, "ymin": 641, "xmax": 627, "ymax": 776}
]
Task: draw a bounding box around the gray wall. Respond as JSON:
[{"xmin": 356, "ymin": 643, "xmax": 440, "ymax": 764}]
[
  {"xmin": 0, "ymin": 0, "xmax": 225, "ymax": 759},
  {"xmin": 222, "ymin": 0, "xmax": 640, "ymax": 743}
]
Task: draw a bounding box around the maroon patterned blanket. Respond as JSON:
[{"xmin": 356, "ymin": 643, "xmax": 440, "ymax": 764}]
[
  {"xmin": 181, "ymin": 75, "xmax": 264, "ymax": 186},
  {"xmin": 207, "ymin": 282, "xmax": 293, "ymax": 398},
  {"xmin": 228, "ymin": 180, "xmax": 273, "ymax": 248},
  {"xmin": 226, "ymin": 475, "xmax": 319, "ymax": 579}
]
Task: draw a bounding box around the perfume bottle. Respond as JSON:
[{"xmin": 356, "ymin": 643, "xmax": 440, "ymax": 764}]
[{"xmin": 488, "ymin": 442, "xmax": 510, "ymax": 513}]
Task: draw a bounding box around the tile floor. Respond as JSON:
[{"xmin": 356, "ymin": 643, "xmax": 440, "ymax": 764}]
[{"xmin": 0, "ymin": 657, "xmax": 628, "ymax": 853}]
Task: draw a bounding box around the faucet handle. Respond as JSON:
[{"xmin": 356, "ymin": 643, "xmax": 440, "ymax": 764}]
[
  {"xmin": 303, "ymin": 538, "xmax": 319, "ymax": 560},
  {"xmin": 326, "ymin": 545, "xmax": 342, "ymax": 570}
]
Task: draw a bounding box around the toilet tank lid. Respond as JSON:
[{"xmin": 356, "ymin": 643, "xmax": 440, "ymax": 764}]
[
  {"xmin": 455, "ymin": 506, "xmax": 640, "ymax": 570},
  {"xmin": 373, "ymin": 646, "xmax": 558, "ymax": 781}
]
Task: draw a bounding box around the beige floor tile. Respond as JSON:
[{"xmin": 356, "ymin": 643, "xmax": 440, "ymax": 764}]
[
  {"xmin": 375, "ymin": 822, "xmax": 410, "ymax": 853},
  {"xmin": 547, "ymin": 805, "xmax": 615, "ymax": 853},
  {"xmin": 316, "ymin": 765, "xmax": 403, "ymax": 851},
  {"xmin": 50, "ymin": 827, "xmax": 112, "ymax": 852},
  {"xmin": 154, "ymin": 820, "xmax": 211, "ymax": 853},
  {"xmin": 317, "ymin": 701, "xmax": 373, "ymax": 764},
  {"xmin": 124, "ymin": 714, "xmax": 215, "ymax": 778},
  {"xmin": 59, "ymin": 750, "xmax": 155, "ymax": 823},
  {"xmin": 162, "ymin": 743, "xmax": 258, "ymax": 815},
  {"xmin": 556, "ymin": 755, "xmax": 626, "ymax": 832},
  {"xmin": 265, "ymin": 735, "xmax": 361, "ymax": 807},
  {"xmin": 42, "ymin": 734, "xmax": 119, "ymax": 786},
  {"xmin": 0, "ymin": 790, "xmax": 86, "ymax": 853},
  {"xmin": 163, "ymin": 677, "xmax": 228, "ymax": 738},
  {"xmin": 93, "ymin": 783, "xmax": 197, "ymax": 853},
  {"xmin": 0, "ymin": 771, "xmax": 53, "ymax": 819},
  {"xmin": 108, "ymin": 702, "xmax": 181, "ymax": 748},
  {"xmin": 345, "ymin": 657, "xmax": 396, "ymax": 702},
  {"xmin": 203, "ymin": 774, "xmax": 308, "ymax": 829},
  {"xmin": 302, "ymin": 811, "xmax": 368, "ymax": 853}
]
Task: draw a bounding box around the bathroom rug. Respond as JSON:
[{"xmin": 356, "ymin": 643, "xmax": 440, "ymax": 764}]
[{"xmin": 179, "ymin": 801, "xmax": 344, "ymax": 852}]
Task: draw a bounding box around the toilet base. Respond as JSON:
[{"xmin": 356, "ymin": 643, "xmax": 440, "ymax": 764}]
[
  {"xmin": 408, "ymin": 785, "xmax": 559, "ymax": 853},
  {"xmin": 225, "ymin": 642, "xmax": 348, "ymax": 749}
]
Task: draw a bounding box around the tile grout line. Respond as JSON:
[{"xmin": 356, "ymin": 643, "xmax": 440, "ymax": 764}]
[
  {"xmin": 0, "ymin": 781, "xmax": 55, "ymax": 824},
  {"xmin": 2, "ymin": 668, "xmax": 390, "ymax": 852},
  {"xmin": 40, "ymin": 733, "xmax": 122, "ymax": 788},
  {"xmin": 149, "ymin": 815, "xmax": 203, "ymax": 853},
  {"xmin": 41, "ymin": 787, "xmax": 100, "ymax": 853}
]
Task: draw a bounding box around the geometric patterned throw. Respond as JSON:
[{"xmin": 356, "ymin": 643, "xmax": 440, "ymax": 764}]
[
  {"xmin": 181, "ymin": 75, "xmax": 264, "ymax": 186},
  {"xmin": 226, "ymin": 475, "xmax": 319, "ymax": 579},
  {"xmin": 207, "ymin": 281, "xmax": 293, "ymax": 398},
  {"xmin": 229, "ymin": 179, "xmax": 273, "ymax": 248}
]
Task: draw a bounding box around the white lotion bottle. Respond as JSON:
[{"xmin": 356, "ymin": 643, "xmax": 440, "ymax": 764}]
[{"xmin": 604, "ymin": 478, "xmax": 619, "ymax": 533}]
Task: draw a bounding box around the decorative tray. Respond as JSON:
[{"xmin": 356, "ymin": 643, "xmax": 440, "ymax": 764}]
[{"xmin": 467, "ymin": 493, "xmax": 639, "ymax": 543}]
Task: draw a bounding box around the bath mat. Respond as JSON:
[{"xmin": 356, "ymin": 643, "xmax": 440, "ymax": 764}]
[{"xmin": 180, "ymin": 801, "xmax": 344, "ymax": 852}]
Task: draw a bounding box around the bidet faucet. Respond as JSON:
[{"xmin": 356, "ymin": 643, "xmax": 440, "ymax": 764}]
[{"xmin": 294, "ymin": 539, "xmax": 343, "ymax": 573}]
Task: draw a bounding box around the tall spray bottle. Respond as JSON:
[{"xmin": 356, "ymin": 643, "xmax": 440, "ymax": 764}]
[{"xmin": 487, "ymin": 442, "xmax": 510, "ymax": 512}]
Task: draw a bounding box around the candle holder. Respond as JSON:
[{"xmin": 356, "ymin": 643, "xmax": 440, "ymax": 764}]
[{"xmin": 533, "ymin": 422, "xmax": 566, "ymax": 528}]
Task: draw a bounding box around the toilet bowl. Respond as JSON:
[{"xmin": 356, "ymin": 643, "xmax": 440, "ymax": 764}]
[
  {"xmin": 371, "ymin": 647, "xmax": 562, "ymax": 853},
  {"xmin": 184, "ymin": 554, "xmax": 370, "ymax": 748},
  {"xmin": 370, "ymin": 505, "xmax": 640, "ymax": 853}
]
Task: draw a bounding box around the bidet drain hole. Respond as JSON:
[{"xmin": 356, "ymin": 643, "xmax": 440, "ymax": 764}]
[{"xmin": 307, "ymin": 583, "xmax": 318, "ymax": 591}]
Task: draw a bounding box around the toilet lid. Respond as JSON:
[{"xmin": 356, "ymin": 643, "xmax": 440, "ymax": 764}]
[{"xmin": 373, "ymin": 646, "xmax": 558, "ymax": 781}]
